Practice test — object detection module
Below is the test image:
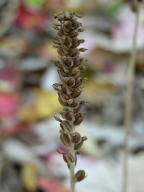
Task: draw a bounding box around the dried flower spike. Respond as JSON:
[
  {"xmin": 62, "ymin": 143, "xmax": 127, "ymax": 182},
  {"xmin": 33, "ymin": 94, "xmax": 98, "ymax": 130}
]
[{"xmin": 53, "ymin": 12, "xmax": 87, "ymax": 192}]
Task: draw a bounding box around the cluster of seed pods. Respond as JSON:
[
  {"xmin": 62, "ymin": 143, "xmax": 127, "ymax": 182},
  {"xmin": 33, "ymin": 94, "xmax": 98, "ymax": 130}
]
[{"xmin": 53, "ymin": 12, "xmax": 87, "ymax": 182}]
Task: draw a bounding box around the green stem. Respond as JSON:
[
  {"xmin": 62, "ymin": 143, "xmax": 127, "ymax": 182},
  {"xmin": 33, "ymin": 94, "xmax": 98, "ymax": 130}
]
[
  {"xmin": 70, "ymin": 163, "xmax": 75, "ymax": 192},
  {"xmin": 69, "ymin": 146, "xmax": 75, "ymax": 192},
  {"xmin": 123, "ymin": 6, "xmax": 140, "ymax": 192}
]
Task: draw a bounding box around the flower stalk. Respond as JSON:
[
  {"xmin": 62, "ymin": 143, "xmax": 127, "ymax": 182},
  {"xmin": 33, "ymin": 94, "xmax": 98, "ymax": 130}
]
[
  {"xmin": 123, "ymin": 1, "xmax": 141, "ymax": 192},
  {"xmin": 53, "ymin": 12, "xmax": 87, "ymax": 192}
]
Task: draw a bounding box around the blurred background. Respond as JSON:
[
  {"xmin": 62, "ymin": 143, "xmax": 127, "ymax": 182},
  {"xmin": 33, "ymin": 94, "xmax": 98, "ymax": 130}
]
[{"xmin": 0, "ymin": 0, "xmax": 144, "ymax": 192}]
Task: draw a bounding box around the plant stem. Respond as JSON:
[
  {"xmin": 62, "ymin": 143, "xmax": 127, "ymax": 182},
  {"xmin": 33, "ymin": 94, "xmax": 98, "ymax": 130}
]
[
  {"xmin": 123, "ymin": 6, "xmax": 140, "ymax": 192},
  {"xmin": 70, "ymin": 146, "xmax": 75, "ymax": 192},
  {"xmin": 70, "ymin": 163, "xmax": 75, "ymax": 192}
]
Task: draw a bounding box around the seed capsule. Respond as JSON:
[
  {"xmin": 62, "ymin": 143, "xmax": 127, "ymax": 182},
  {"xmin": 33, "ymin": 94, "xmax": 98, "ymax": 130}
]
[
  {"xmin": 54, "ymin": 116, "xmax": 62, "ymax": 122},
  {"xmin": 68, "ymin": 100, "xmax": 78, "ymax": 108},
  {"xmin": 60, "ymin": 92, "xmax": 71, "ymax": 100},
  {"xmin": 71, "ymin": 68, "xmax": 80, "ymax": 77},
  {"xmin": 79, "ymin": 48, "xmax": 88, "ymax": 52},
  {"xmin": 66, "ymin": 77, "xmax": 75, "ymax": 87},
  {"xmin": 60, "ymin": 110, "xmax": 73, "ymax": 121},
  {"xmin": 63, "ymin": 153, "xmax": 75, "ymax": 164},
  {"xmin": 71, "ymin": 90, "xmax": 82, "ymax": 98},
  {"xmin": 73, "ymin": 101, "xmax": 85, "ymax": 113},
  {"xmin": 74, "ymin": 170, "xmax": 86, "ymax": 182},
  {"xmin": 70, "ymin": 31, "xmax": 79, "ymax": 37},
  {"xmin": 71, "ymin": 132, "xmax": 81, "ymax": 144},
  {"xmin": 58, "ymin": 95, "xmax": 69, "ymax": 106},
  {"xmin": 73, "ymin": 113, "xmax": 85, "ymax": 125},
  {"xmin": 69, "ymin": 48, "xmax": 79, "ymax": 57},
  {"xmin": 52, "ymin": 83, "xmax": 62, "ymax": 91},
  {"xmin": 82, "ymin": 136, "xmax": 88, "ymax": 141},
  {"xmin": 60, "ymin": 121, "xmax": 73, "ymax": 131},
  {"xmin": 74, "ymin": 139, "xmax": 83, "ymax": 150},
  {"xmin": 60, "ymin": 132, "xmax": 71, "ymax": 146},
  {"xmin": 78, "ymin": 28, "xmax": 84, "ymax": 32}
]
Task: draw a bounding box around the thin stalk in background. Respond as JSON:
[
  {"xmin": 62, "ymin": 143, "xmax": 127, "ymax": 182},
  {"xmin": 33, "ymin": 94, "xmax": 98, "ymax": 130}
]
[{"xmin": 123, "ymin": 3, "xmax": 141, "ymax": 192}]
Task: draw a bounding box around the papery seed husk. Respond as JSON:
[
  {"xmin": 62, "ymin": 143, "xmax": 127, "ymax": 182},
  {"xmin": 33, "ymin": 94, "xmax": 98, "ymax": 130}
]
[
  {"xmin": 68, "ymin": 100, "xmax": 78, "ymax": 108},
  {"xmin": 78, "ymin": 28, "xmax": 84, "ymax": 32},
  {"xmin": 67, "ymin": 153, "xmax": 75, "ymax": 163},
  {"xmin": 52, "ymin": 83, "xmax": 62, "ymax": 91},
  {"xmin": 74, "ymin": 170, "xmax": 86, "ymax": 182},
  {"xmin": 60, "ymin": 133, "xmax": 71, "ymax": 146},
  {"xmin": 60, "ymin": 121, "xmax": 73, "ymax": 131},
  {"xmin": 63, "ymin": 153, "xmax": 75, "ymax": 164},
  {"xmin": 58, "ymin": 95, "xmax": 69, "ymax": 106},
  {"xmin": 69, "ymin": 49, "xmax": 79, "ymax": 57},
  {"xmin": 82, "ymin": 136, "xmax": 88, "ymax": 141},
  {"xmin": 71, "ymin": 90, "xmax": 81, "ymax": 98},
  {"xmin": 61, "ymin": 84, "xmax": 72, "ymax": 95},
  {"xmin": 54, "ymin": 115, "xmax": 62, "ymax": 122},
  {"xmin": 73, "ymin": 101, "xmax": 85, "ymax": 113},
  {"xmin": 71, "ymin": 132, "xmax": 81, "ymax": 143},
  {"xmin": 74, "ymin": 139, "xmax": 83, "ymax": 150},
  {"xmin": 71, "ymin": 68, "xmax": 80, "ymax": 77},
  {"xmin": 79, "ymin": 48, "xmax": 88, "ymax": 52},
  {"xmin": 61, "ymin": 111, "xmax": 73, "ymax": 121},
  {"xmin": 60, "ymin": 92, "xmax": 71, "ymax": 100},
  {"xmin": 73, "ymin": 116, "xmax": 84, "ymax": 125}
]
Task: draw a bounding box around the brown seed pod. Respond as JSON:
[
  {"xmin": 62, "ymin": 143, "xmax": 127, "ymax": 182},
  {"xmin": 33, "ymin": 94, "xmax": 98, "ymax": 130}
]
[
  {"xmin": 62, "ymin": 57, "xmax": 73, "ymax": 66},
  {"xmin": 68, "ymin": 100, "xmax": 78, "ymax": 108},
  {"xmin": 63, "ymin": 26, "xmax": 71, "ymax": 33},
  {"xmin": 58, "ymin": 95, "xmax": 69, "ymax": 106},
  {"xmin": 71, "ymin": 68, "xmax": 81, "ymax": 77},
  {"xmin": 78, "ymin": 28, "xmax": 84, "ymax": 32},
  {"xmin": 59, "ymin": 92, "xmax": 71, "ymax": 100},
  {"xmin": 71, "ymin": 132, "xmax": 81, "ymax": 144},
  {"xmin": 71, "ymin": 89, "xmax": 82, "ymax": 98},
  {"xmin": 74, "ymin": 139, "xmax": 84, "ymax": 150},
  {"xmin": 69, "ymin": 48, "xmax": 79, "ymax": 57},
  {"xmin": 61, "ymin": 84, "xmax": 72, "ymax": 95},
  {"xmin": 73, "ymin": 101, "xmax": 85, "ymax": 113},
  {"xmin": 65, "ymin": 77, "xmax": 75, "ymax": 87},
  {"xmin": 58, "ymin": 68, "xmax": 67, "ymax": 78},
  {"xmin": 60, "ymin": 110, "xmax": 74, "ymax": 121},
  {"xmin": 57, "ymin": 47, "xmax": 64, "ymax": 56},
  {"xmin": 73, "ymin": 113, "xmax": 85, "ymax": 126},
  {"xmin": 79, "ymin": 48, "xmax": 88, "ymax": 52},
  {"xmin": 52, "ymin": 83, "xmax": 62, "ymax": 91},
  {"xmin": 53, "ymin": 40, "xmax": 60, "ymax": 45},
  {"xmin": 64, "ymin": 21, "xmax": 72, "ymax": 28},
  {"xmin": 73, "ymin": 117, "xmax": 84, "ymax": 126},
  {"xmin": 72, "ymin": 39, "xmax": 82, "ymax": 48},
  {"xmin": 82, "ymin": 136, "xmax": 88, "ymax": 141},
  {"xmin": 74, "ymin": 78, "xmax": 83, "ymax": 88},
  {"xmin": 74, "ymin": 170, "xmax": 86, "ymax": 182},
  {"xmin": 70, "ymin": 31, "xmax": 79, "ymax": 37},
  {"xmin": 60, "ymin": 121, "xmax": 73, "ymax": 131},
  {"xmin": 54, "ymin": 115, "xmax": 62, "ymax": 122},
  {"xmin": 60, "ymin": 132, "xmax": 71, "ymax": 146},
  {"xmin": 63, "ymin": 153, "xmax": 75, "ymax": 164}
]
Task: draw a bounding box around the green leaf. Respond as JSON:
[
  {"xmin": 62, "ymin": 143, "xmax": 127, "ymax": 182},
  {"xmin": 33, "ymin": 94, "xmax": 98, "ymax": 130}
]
[
  {"xmin": 106, "ymin": 1, "xmax": 121, "ymax": 17},
  {"xmin": 24, "ymin": 0, "xmax": 44, "ymax": 9}
]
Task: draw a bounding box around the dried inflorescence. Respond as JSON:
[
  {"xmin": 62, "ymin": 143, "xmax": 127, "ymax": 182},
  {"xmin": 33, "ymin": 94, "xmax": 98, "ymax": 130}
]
[{"xmin": 53, "ymin": 12, "xmax": 87, "ymax": 184}]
